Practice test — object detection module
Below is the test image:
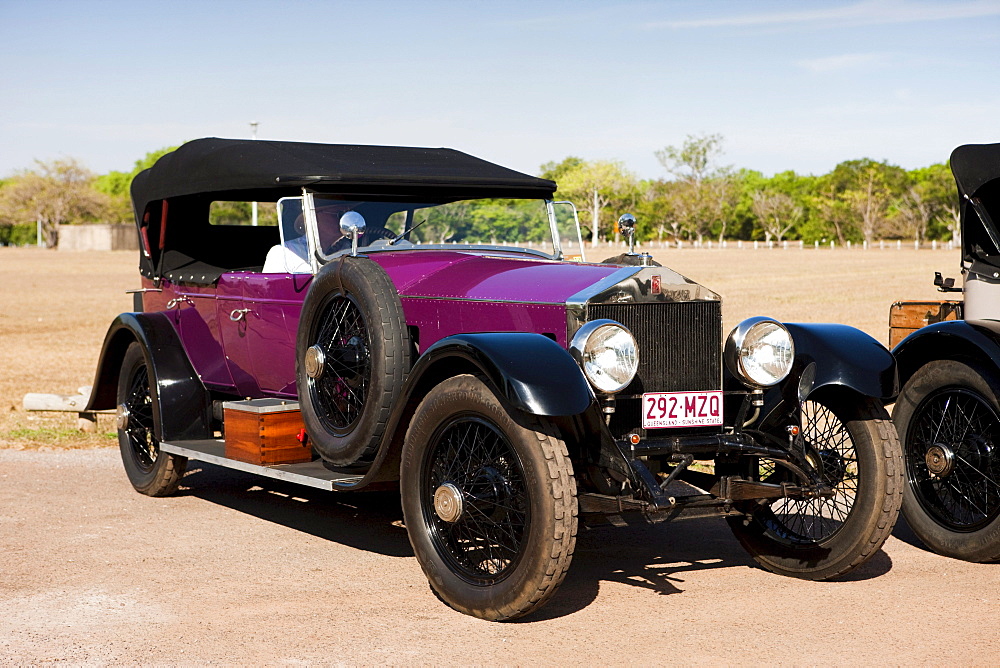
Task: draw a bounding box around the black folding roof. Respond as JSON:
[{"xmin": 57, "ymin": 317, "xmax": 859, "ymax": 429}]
[
  {"xmin": 950, "ymin": 143, "xmax": 1000, "ymax": 271},
  {"xmin": 951, "ymin": 143, "xmax": 1000, "ymax": 198},
  {"xmin": 130, "ymin": 137, "xmax": 556, "ymax": 218}
]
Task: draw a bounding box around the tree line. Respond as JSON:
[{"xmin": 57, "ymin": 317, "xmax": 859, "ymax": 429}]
[{"xmin": 0, "ymin": 136, "xmax": 959, "ymax": 248}]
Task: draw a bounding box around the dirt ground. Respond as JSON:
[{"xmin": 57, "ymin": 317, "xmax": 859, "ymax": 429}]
[
  {"xmin": 1, "ymin": 247, "xmax": 997, "ymax": 664},
  {"xmin": 2, "ymin": 449, "xmax": 998, "ymax": 665}
]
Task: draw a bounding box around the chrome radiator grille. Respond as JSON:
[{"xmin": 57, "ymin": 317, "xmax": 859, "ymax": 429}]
[{"xmin": 587, "ymin": 301, "xmax": 722, "ymax": 437}]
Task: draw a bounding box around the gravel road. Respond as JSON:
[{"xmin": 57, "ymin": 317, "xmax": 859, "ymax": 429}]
[{"xmin": 1, "ymin": 448, "xmax": 997, "ymax": 665}]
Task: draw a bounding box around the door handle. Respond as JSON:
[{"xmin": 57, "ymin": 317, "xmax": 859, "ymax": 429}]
[{"xmin": 229, "ymin": 308, "xmax": 251, "ymax": 321}]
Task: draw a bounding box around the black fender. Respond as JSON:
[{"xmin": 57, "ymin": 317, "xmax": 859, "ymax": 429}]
[
  {"xmin": 340, "ymin": 332, "xmax": 596, "ymax": 489},
  {"xmin": 85, "ymin": 312, "xmax": 212, "ymax": 442},
  {"xmin": 744, "ymin": 323, "xmax": 897, "ymax": 430},
  {"xmin": 407, "ymin": 333, "xmax": 593, "ymax": 417},
  {"xmin": 893, "ymin": 319, "xmax": 1000, "ymax": 386}
]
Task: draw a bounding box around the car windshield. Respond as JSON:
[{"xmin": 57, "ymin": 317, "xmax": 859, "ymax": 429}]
[{"xmin": 298, "ymin": 197, "xmax": 578, "ymax": 259}]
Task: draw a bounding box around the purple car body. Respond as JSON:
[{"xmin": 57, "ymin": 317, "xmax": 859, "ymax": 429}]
[
  {"xmin": 144, "ymin": 250, "xmax": 626, "ymax": 399},
  {"xmin": 86, "ymin": 138, "xmax": 904, "ymax": 621}
]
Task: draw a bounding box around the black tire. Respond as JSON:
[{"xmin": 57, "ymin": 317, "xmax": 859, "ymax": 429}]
[
  {"xmin": 400, "ymin": 375, "xmax": 577, "ymax": 621},
  {"xmin": 893, "ymin": 360, "xmax": 1000, "ymax": 562},
  {"xmin": 728, "ymin": 395, "xmax": 902, "ymax": 580},
  {"xmin": 117, "ymin": 342, "xmax": 186, "ymax": 496},
  {"xmin": 297, "ymin": 258, "xmax": 410, "ymax": 467}
]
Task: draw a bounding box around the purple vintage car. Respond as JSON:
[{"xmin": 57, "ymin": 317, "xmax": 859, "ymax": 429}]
[{"xmin": 87, "ymin": 138, "xmax": 903, "ymax": 620}]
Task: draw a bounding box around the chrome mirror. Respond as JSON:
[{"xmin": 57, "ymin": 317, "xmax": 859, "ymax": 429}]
[{"xmin": 340, "ymin": 211, "xmax": 367, "ymax": 256}]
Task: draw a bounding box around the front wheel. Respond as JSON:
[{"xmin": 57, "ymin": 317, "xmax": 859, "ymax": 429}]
[
  {"xmin": 400, "ymin": 375, "xmax": 577, "ymax": 621},
  {"xmin": 893, "ymin": 360, "xmax": 1000, "ymax": 562},
  {"xmin": 728, "ymin": 395, "xmax": 902, "ymax": 580},
  {"xmin": 116, "ymin": 342, "xmax": 186, "ymax": 496}
]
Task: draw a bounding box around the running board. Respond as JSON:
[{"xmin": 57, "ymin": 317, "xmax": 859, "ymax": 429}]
[{"xmin": 159, "ymin": 439, "xmax": 364, "ymax": 491}]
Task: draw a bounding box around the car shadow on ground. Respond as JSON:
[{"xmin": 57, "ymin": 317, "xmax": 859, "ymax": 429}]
[
  {"xmin": 177, "ymin": 461, "xmax": 414, "ymax": 558},
  {"xmin": 177, "ymin": 461, "xmax": 896, "ymax": 620}
]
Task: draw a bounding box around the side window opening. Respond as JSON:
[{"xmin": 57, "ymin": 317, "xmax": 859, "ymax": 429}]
[{"xmin": 208, "ymin": 201, "xmax": 278, "ymax": 226}]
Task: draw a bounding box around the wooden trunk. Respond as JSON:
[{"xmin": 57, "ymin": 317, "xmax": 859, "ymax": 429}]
[
  {"xmin": 889, "ymin": 300, "xmax": 963, "ymax": 348},
  {"xmin": 223, "ymin": 399, "xmax": 313, "ymax": 465}
]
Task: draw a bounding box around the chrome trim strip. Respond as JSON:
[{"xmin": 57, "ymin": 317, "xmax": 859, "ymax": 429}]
[
  {"xmin": 566, "ymin": 267, "xmax": 643, "ymax": 337},
  {"xmin": 566, "ymin": 267, "xmax": 644, "ymax": 309},
  {"xmin": 324, "ymin": 242, "xmax": 557, "ymax": 261},
  {"xmin": 399, "ymin": 295, "xmax": 563, "ymax": 306}
]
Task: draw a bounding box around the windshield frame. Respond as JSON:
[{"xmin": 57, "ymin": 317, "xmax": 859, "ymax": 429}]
[{"xmin": 289, "ymin": 190, "xmax": 566, "ymax": 269}]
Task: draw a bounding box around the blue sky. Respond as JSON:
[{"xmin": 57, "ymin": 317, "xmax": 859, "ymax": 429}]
[{"xmin": 1, "ymin": 0, "xmax": 998, "ymax": 180}]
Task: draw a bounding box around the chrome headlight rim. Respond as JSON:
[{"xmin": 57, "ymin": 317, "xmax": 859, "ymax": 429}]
[
  {"xmin": 725, "ymin": 316, "xmax": 795, "ymax": 388},
  {"xmin": 570, "ymin": 319, "xmax": 639, "ymax": 395}
]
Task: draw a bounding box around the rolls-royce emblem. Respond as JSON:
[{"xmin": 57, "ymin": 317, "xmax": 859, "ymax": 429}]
[{"xmin": 651, "ymin": 275, "xmax": 661, "ymax": 294}]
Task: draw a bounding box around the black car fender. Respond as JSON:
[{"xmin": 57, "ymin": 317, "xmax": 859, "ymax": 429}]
[
  {"xmin": 354, "ymin": 332, "xmax": 596, "ymax": 488},
  {"xmin": 749, "ymin": 323, "xmax": 897, "ymax": 430},
  {"xmin": 893, "ymin": 319, "xmax": 1000, "ymax": 385},
  {"xmin": 85, "ymin": 312, "xmax": 212, "ymax": 442},
  {"xmin": 405, "ymin": 332, "xmax": 594, "ymax": 418}
]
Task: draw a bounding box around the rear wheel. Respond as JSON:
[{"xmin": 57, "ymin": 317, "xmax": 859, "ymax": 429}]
[
  {"xmin": 893, "ymin": 360, "xmax": 1000, "ymax": 562},
  {"xmin": 728, "ymin": 395, "xmax": 902, "ymax": 580},
  {"xmin": 116, "ymin": 342, "xmax": 186, "ymax": 496},
  {"xmin": 400, "ymin": 375, "xmax": 577, "ymax": 621}
]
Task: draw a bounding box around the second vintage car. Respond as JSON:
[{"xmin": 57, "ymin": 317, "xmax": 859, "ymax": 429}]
[
  {"xmin": 87, "ymin": 138, "xmax": 904, "ymax": 620},
  {"xmin": 890, "ymin": 142, "xmax": 1000, "ymax": 563}
]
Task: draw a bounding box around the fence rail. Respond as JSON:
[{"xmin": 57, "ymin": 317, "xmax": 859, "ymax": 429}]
[{"xmin": 520, "ymin": 238, "xmax": 957, "ymax": 253}]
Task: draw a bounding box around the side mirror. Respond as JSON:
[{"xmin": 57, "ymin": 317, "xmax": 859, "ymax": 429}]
[{"xmin": 340, "ymin": 211, "xmax": 367, "ymax": 256}]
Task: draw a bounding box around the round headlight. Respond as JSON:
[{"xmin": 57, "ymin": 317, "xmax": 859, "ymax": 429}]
[
  {"xmin": 725, "ymin": 317, "xmax": 794, "ymax": 387},
  {"xmin": 570, "ymin": 320, "xmax": 639, "ymax": 394}
]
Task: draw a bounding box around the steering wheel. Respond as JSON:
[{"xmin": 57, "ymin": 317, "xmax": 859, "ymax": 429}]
[{"xmin": 326, "ymin": 226, "xmax": 396, "ymax": 254}]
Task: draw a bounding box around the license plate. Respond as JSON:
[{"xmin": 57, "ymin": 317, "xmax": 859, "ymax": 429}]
[{"xmin": 642, "ymin": 390, "xmax": 724, "ymax": 429}]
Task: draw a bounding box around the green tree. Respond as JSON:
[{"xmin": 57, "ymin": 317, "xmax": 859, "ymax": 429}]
[
  {"xmin": 654, "ymin": 134, "xmax": 735, "ymax": 243},
  {"xmin": 95, "ymin": 146, "xmax": 179, "ymax": 223},
  {"xmin": 539, "ymin": 156, "xmax": 584, "ymax": 183},
  {"xmin": 655, "ymin": 133, "xmax": 724, "ymax": 187},
  {"xmin": 751, "ymin": 190, "xmax": 802, "ymax": 244},
  {"xmin": 910, "ymin": 162, "xmax": 959, "ymax": 242},
  {"xmin": 555, "ymin": 160, "xmax": 637, "ymax": 244},
  {"xmin": 815, "ymin": 159, "xmax": 908, "ymax": 245},
  {"xmin": 0, "ymin": 158, "xmax": 111, "ymax": 247}
]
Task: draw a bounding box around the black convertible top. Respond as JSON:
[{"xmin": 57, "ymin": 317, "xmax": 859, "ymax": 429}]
[
  {"xmin": 131, "ymin": 138, "xmax": 556, "ymax": 284},
  {"xmin": 951, "ymin": 143, "xmax": 1000, "ymax": 269},
  {"xmin": 951, "ymin": 143, "xmax": 1000, "ymax": 198},
  {"xmin": 131, "ymin": 137, "xmax": 556, "ymax": 219}
]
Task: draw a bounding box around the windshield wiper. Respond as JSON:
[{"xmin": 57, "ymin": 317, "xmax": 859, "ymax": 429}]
[{"xmin": 389, "ymin": 217, "xmax": 429, "ymax": 245}]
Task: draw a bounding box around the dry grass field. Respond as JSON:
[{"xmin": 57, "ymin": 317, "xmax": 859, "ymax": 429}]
[{"xmin": 0, "ymin": 245, "xmax": 954, "ymax": 448}]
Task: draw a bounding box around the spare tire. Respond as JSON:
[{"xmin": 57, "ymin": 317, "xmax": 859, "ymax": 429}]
[{"xmin": 296, "ymin": 257, "xmax": 411, "ymax": 467}]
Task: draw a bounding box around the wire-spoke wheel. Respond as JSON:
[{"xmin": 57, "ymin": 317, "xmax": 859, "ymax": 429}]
[
  {"xmin": 401, "ymin": 375, "xmax": 577, "ymax": 621},
  {"xmin": 763, "ymin": 401, "xmax": 860, "ymax": 544},
  {"xmin": 424, "ymin": 416, "xmax": 530, "ymax": 584},
  {"xmin": 728, "ymin": 394, "xmax": 902, "ymax": 580},
  {"xmin": 894, "ymin": 360, "xmax": 1000, "ymax": 562},
  {"xmin": 310, "ymin": 295, "xmax": 371, "ymax": 431},
  {"xmin": 297, "ymin": 258, "xmax": 410, "ymax": 467},
  {"xmin": 116, "ymin": 342, "xmax": 186, "ymax": 496}
]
